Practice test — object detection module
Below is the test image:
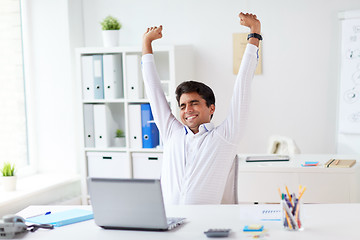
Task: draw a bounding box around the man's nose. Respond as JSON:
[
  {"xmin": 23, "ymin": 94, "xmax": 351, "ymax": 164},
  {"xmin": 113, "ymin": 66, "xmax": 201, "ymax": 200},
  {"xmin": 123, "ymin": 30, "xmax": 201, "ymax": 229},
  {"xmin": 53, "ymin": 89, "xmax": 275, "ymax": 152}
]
[{"xmin": 185, "ymin": 105, "xmax": 193, "ymax": 113}]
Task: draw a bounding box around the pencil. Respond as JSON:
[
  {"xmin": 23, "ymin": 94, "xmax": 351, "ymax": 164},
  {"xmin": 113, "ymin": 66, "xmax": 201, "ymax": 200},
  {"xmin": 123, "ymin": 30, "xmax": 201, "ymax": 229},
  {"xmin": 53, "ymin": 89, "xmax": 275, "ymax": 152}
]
[
  {"xmin": 284, "ymin": 210, "xmax": 292, "ymax": 229},
  {"xmin": 278, "ymin": 188, "xmax": 282, "ymax": 199},
  {"xmin": 285, "ymin": 186, "xmax": 292, "ymax": 202},
  {"xmin": 298, "ymin": 187, "xmax": 306, "ymax": 200}
]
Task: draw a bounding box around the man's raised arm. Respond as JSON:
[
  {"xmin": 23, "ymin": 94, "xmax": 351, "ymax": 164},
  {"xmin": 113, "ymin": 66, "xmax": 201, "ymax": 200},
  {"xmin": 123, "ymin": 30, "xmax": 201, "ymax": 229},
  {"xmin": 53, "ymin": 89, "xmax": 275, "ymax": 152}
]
[
  {"xmin": 141, "ymin": 25, "xmax": 182, "ymax": 142},
  {"xmin": 218, "ymin": 12, "xmax": 261, "ymax": 143}
]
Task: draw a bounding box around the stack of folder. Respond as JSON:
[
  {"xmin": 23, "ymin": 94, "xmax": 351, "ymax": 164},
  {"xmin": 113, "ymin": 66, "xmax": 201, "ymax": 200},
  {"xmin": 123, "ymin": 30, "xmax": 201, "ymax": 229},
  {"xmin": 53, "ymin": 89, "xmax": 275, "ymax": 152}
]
[{"xmin": 81, "ymin": 54, "xmax": 124, "ymax": 100}]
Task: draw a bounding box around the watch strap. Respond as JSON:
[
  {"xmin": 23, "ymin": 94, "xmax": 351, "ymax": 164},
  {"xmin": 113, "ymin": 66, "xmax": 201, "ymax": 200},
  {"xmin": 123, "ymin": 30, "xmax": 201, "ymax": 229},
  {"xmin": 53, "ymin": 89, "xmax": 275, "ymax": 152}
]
[{"xmin": 247, "ymin": 33, "xmax": 263, "ymax": 41}]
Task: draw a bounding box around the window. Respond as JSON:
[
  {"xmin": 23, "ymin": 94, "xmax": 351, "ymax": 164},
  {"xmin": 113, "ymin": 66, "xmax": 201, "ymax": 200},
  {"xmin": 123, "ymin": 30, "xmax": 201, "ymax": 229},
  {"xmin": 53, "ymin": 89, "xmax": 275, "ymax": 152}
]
[{"xmin": 0, "ymin": 0, "xmax": 28, "ymax": 169}]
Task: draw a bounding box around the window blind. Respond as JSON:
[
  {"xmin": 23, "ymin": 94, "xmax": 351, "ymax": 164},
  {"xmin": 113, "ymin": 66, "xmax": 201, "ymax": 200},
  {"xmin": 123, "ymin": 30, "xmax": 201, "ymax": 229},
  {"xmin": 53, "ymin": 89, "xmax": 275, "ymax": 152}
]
[{"xmin": 0, "ymin": 0, "xmax": 28, "ymax": 168}]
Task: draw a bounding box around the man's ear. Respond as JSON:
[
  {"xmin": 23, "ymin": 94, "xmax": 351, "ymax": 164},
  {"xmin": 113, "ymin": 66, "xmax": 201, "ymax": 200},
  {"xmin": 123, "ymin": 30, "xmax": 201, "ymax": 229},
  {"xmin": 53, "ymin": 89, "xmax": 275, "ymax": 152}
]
[{"xmin": 209, "ymin": 104, "xmax": 215, "ymax": 115}]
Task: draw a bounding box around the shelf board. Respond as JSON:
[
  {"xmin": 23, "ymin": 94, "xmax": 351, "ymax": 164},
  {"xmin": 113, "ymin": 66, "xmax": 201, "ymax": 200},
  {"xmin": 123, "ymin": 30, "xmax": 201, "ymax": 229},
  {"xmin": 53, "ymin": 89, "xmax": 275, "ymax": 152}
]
[
  {"xmin": 83, "ymin": 98, "xmax": 171, "ymax": 104},
  {"xmin": 127, "ymin": 99, "xmax": 151, "ymax": 104},
  {"xmin": 83, "ymin": 99, "xmax": 125, "ymax": 103},
  {"xmin": 84, "ymin": 148, "xmax": 164, "ymax": 153},
  {"xmin": 85, "ymin": 147, "xmax": 127, "ymax": 152},
  {"xmin": 129, "ymin": 148, "xmax": 164, "ymax": 153}
]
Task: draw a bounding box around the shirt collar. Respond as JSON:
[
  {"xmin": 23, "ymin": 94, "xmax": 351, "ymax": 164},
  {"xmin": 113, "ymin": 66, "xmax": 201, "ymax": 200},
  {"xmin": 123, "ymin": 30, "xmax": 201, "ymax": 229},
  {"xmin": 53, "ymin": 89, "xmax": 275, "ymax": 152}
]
[{"xmin": 184, "ymin": 122, "xmax": 214, "ymax": 136}]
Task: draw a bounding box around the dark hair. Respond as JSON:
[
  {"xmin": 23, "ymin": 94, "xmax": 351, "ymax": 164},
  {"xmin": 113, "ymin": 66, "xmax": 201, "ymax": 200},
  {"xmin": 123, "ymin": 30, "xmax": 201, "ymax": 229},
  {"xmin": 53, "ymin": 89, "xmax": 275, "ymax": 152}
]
[{"xmin": 175, "ymin": 81, "xmax": 215, "ymax": 107}]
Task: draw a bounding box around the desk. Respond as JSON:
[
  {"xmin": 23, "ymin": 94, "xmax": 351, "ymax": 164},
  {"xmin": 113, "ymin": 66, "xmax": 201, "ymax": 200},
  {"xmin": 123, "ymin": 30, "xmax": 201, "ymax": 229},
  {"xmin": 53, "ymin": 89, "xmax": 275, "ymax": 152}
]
[
  {"xmin": 17, "ymin": 204, "xmax": 359, "ymax": 240},
  {"xmin": 237, "ymin": 154, "xmax": 360, "ymax": 203}
]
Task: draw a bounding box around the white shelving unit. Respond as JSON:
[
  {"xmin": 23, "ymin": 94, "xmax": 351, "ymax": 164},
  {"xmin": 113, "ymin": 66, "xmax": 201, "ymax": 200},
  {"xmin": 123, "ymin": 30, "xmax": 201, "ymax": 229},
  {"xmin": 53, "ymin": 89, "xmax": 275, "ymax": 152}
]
[{"xmin": 75, "ymin": 45, "xmax": 193, "ymax": 204}]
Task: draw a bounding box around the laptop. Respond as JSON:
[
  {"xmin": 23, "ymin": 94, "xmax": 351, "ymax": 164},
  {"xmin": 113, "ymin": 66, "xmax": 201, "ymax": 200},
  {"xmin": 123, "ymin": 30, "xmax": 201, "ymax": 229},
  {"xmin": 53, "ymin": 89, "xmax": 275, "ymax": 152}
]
[
  {"xmin": 245, "ymin": 155, "xmax": 290, "ymax": 162},
  {"xmin": 87, "ymin": 178, "xmax": 185, "ymax": 231}
]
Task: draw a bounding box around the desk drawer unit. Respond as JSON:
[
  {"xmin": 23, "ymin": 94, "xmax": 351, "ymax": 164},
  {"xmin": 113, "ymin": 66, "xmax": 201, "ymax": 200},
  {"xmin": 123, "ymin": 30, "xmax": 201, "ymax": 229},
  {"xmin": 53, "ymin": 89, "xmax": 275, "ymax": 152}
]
[
  {"xmin": 299, "ymin": 173, "xmax": 351, "ymax": 203},
  {"xmin": 238, "ymin": 172, "xmax": 298, "ymax": 203},
  {"xmin": 87, "ymin": 152, "xmax": 131, "ymax": 178},
  {"xmin": 132, "ymin": 153, "xmax": 163, "ymax": 179}
]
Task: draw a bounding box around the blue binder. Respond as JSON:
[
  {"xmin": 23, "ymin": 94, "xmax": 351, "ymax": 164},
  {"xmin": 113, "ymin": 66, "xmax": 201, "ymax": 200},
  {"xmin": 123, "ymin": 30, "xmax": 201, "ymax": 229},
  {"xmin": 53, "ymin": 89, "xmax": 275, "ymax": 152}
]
[
  {"xmin": 92, "ymin": 55, "xmax": 104, "ymax": 99},
  {"xmin": 141, "ymin": 103, "xmax": 159, "ymax": 148}
]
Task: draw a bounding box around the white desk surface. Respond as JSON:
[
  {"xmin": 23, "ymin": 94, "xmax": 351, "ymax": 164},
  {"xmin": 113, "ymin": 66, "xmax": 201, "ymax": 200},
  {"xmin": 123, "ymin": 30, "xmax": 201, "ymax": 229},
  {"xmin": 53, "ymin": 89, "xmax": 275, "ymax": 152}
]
[{"xmin": 17, "ymin": 204, "xmax": 358, "ymax": 240}]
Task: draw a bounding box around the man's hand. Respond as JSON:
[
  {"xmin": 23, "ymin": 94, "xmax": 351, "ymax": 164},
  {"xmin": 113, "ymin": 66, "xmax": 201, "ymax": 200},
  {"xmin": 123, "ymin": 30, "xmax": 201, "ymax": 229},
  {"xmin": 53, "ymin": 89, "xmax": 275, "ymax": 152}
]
[
  {"xmin": 239, "ymin": 12, "xmax": 261, "ymax": 47},
  {"xmin": 142, "ymin": 25, "xmax": 163, "ymax": 55},
  {"xmin": 239, "ymin": 12, "xmax": 260, "ymax": 33}
]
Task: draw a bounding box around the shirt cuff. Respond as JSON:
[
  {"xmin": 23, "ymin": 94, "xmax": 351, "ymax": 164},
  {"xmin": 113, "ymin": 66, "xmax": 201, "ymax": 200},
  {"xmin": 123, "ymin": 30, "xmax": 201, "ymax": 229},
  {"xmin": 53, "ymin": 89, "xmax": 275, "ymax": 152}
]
[
  {"xmin": 245, "ymin": 43, "xmax": 259, "ymax": 60},
  {"xmin": 245, "ymin": 43, "xmax": 259, "ymax": 54},
  {"xmin": 141, "ymin": 54, "xmax": 155, "ymax": 63}
]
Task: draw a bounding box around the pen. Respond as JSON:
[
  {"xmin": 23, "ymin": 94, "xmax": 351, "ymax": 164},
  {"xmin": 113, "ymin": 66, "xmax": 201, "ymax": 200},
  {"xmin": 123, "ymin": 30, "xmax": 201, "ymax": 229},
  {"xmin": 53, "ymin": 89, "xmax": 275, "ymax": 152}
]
[
  {"xmin": 281, "ymin": 194, "xmax": 292, "ymax": 229},
  {"xmin": 326, "ymin": 159, "xmax": 335, "ymax": 167},
  {"xmin": 294, "ymin": 201, "xmax": 302, "ymax": 228},
  {"xmin": 27, "ymin": 211, "xmax": 51, "ymax": 219}
]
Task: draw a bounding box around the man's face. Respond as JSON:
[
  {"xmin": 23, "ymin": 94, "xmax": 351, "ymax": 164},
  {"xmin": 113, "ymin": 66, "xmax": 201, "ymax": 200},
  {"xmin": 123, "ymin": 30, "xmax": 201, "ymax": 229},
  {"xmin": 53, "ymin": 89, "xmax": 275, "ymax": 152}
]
[{"xmin": 179, "ymin": 92, "xmax": 215, "ymax": 134}]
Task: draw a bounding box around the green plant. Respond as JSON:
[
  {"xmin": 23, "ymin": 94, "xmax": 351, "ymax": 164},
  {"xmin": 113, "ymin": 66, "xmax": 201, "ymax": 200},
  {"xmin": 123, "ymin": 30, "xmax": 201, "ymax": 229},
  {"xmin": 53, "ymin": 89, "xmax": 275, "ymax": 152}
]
[
  {"xmin": 115, "ymin": 129, "xmax": 125, "ymax": 138},
  {"xmin": 100, "ymin": 15, "xmax": 122, "ymax": 30},
  {"xmin": 0, "ymin": 162, "xmax": 15, "ymax": 176}
]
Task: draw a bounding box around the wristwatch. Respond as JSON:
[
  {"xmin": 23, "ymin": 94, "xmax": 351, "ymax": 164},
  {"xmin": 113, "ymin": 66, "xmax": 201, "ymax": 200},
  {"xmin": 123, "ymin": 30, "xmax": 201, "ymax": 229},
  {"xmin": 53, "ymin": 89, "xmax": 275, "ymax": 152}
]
[{"xmin": 247, "ymin": 33, "xmax": 263, "ymax": 41}]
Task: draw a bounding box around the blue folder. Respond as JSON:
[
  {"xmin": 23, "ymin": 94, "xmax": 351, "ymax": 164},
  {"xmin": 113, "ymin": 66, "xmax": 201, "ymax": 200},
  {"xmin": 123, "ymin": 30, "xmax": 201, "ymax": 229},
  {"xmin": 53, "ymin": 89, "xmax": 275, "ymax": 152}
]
[
  {"xmin": 141, "ymin": 103, "xmax": 159, "ymax": 148},
  {"xmin": 26, "ymin": 209, "xmax": 93, "ymax": 227}
]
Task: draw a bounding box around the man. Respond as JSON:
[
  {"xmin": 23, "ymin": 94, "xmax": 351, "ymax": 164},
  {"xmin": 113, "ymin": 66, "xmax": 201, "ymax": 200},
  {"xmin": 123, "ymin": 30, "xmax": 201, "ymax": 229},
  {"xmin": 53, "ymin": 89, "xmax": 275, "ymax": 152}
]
[{"xmin": 141, "ymin": 12, "xmax": 261, "ymax": 204}]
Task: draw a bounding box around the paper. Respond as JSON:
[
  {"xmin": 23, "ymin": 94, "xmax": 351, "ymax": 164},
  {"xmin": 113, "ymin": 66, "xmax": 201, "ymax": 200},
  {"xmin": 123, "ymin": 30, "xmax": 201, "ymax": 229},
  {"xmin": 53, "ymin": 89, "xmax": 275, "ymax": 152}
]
[
  {"xmin": 233, "ymin": 33, "xmax": 262, "ymax": 75},
  {"xmin": 338, "ymin": 18, "xmax": 360, "ymax": 133},
  {"xmin": 239, "ymin": 205, "xmax": 281, "ymax": 221},
  {"xmin": 26, "ymin": 209, "xmax": 93, "ymax": 227}
]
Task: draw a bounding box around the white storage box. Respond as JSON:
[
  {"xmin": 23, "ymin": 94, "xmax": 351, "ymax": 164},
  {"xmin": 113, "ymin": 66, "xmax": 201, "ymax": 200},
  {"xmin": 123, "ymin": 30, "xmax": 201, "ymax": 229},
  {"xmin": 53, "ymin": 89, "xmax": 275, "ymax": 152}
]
[
  {"xmin": 132, "ymin": 153, "xmax": 163, "ymax": 179},
  {"xmin": 87, "ymin": 152, "xmax": 130, "ymax": 178}
]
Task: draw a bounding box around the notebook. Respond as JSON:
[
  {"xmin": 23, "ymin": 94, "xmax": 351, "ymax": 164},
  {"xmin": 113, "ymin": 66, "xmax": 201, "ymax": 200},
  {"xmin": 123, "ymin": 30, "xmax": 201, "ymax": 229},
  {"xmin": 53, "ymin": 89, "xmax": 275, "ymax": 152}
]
[
  {"xmin": 26, "ymin": 209, "xmax": 93, "ymax": 227},
  {"xmin": 324, "ymin": 159, "xmax": 356, "ymax": 168},
  {"xmin": 87, "ymin": 178, "xmax": 185, "ymax": 231}
]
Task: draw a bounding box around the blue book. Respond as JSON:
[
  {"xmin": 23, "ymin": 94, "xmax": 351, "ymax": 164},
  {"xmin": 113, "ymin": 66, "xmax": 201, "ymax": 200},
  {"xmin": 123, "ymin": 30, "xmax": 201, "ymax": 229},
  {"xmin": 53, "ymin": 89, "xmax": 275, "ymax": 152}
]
[
  {"xmin": 93, "ymin": 55, "xmax": 104, "ymax": 99},
  {"xmin": 26, "ymin": 209, "xmax": 93, "ymax": 227},
  {"xmin": 141, "ymin": 103, "xmax": 159, "ymax": 148}
]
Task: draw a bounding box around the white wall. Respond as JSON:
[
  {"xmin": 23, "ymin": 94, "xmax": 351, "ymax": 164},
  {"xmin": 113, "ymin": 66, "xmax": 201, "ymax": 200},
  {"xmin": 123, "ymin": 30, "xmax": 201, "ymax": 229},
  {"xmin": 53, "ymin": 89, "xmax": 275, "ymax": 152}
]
[
  {"xmin": 81, "ymin": 0, "xmax": 360, "ymax": 154},
  {"xmin": 24, "ymin": 0, "xmax": 360, "ymax": 168}
]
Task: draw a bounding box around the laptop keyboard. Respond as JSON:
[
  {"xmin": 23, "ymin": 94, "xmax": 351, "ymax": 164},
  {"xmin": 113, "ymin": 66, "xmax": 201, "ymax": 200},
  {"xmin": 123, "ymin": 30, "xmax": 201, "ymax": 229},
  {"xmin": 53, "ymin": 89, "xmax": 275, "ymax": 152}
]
[{"xmin": 167, "ymin": 217, "xmax": 186, "ymax": 230}]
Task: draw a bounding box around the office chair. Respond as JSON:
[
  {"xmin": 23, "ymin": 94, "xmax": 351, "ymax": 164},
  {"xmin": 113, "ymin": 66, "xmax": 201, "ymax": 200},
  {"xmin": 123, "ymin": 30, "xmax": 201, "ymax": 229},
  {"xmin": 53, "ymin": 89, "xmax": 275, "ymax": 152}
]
[{"xmin": 267, "ymin": 135, "xmax": 300, "ymax": 155}]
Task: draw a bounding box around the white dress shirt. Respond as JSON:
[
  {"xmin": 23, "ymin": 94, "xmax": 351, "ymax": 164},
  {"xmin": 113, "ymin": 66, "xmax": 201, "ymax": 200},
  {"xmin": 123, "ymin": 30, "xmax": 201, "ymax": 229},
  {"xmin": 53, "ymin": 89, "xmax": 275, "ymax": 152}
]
[{"xmin": 141, "ymin": 44, "xmax": 259, "ymax": 204}]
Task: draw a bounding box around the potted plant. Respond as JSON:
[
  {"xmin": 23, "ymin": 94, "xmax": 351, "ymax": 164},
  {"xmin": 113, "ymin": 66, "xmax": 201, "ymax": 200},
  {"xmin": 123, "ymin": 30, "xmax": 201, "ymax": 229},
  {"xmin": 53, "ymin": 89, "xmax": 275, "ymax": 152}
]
[
  {"xmin": 114, "ymin": 129, "xmax": 126, "ymax": 147},
  {"xmin": 0, "ymin": 162, "xmax": 16, "ymax": 191},
  {"xmin": 100, "ymin": 15, "xmax": 122, "ymax": 47}
]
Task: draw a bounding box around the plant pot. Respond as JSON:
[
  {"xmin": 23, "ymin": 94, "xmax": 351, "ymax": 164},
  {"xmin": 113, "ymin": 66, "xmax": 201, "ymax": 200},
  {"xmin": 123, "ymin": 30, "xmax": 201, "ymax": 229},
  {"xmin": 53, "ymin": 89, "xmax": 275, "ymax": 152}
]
[
  {"xmin": 2, "ymin": 176, "xmax": 17, "ymax": 191},
  {"xmin": 102, "ymin": 30, "xmax": 120, "ymax": 47},
  {"xmin": 114, "ymin": 137, "xmax": 126, "ymax": 147}
]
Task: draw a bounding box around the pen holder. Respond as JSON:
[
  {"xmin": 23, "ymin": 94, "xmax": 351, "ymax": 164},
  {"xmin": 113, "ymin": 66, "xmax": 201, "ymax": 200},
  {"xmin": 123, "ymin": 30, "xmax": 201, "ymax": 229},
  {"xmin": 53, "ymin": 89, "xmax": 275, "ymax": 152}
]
[{"xmin": 282, "ymin": 199, "xmax": 303, "ymax": 231}]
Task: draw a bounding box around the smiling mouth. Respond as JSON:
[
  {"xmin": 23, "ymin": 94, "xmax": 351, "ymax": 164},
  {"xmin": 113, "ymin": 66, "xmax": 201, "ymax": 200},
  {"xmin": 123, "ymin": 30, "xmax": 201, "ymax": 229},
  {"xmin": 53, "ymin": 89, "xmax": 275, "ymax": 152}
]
[{"xmin": 185, "ymin": 115, "xmax": 198, "ymax": 121}]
